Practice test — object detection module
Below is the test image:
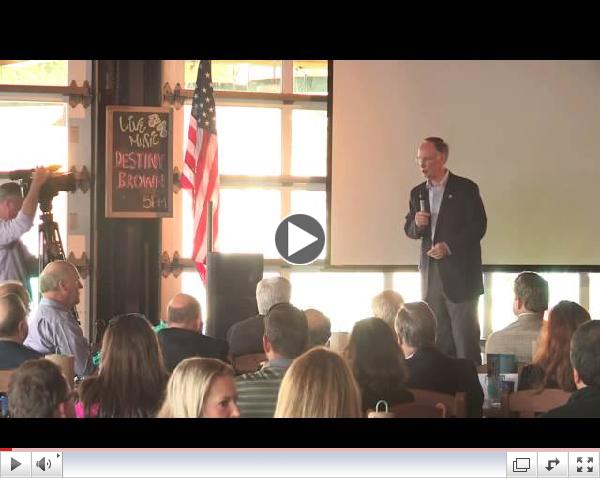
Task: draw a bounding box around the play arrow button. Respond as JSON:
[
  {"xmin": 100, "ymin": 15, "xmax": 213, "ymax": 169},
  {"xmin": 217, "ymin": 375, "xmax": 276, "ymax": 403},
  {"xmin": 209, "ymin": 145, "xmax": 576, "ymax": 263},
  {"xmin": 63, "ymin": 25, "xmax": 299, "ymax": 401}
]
[
  {"xmin": 275, "ymin": 214, "xmax": 325, "ymax": 265},
  {"xmin": 288, "ymin": 221, "xmax": 318, "ymax": 257},
  {"xmin": 11, "ymin": 458, "xmax": 21, "ymax": 471}
]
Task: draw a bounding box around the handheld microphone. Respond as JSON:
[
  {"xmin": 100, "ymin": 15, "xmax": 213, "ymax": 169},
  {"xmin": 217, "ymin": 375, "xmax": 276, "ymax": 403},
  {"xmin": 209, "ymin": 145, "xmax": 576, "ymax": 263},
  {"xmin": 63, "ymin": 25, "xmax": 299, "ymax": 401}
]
[{"xmin": 419, "ymin": 192, "xmax": 426, "ymax": 212}]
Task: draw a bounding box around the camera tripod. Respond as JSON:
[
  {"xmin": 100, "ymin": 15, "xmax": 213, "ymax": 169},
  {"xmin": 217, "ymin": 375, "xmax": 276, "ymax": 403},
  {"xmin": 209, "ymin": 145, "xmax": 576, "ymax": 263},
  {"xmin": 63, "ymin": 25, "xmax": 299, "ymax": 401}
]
[{"xmin": 38, "ymin": 205, "xmax": 81, "ymax": 325}]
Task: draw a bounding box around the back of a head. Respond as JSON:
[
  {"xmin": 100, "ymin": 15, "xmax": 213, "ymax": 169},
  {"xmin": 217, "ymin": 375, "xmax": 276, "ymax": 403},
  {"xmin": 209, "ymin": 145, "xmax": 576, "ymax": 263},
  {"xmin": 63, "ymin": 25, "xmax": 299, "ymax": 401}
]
[
  {"xmin": 167, "ymin": 293, "xmax": 201, "ymax": 327},
  {"xmin": 371, "ymin": 290, "xmax": 404, "ymax": 331},
  {"xmin": 347, "ymin": 317, "xmax": 407, "ymax": 386},
  {"xmin": 0, "ymin": 280, "xmax": 30, "ymax": 310},
  {"xmin": 81, "ymin": 313, "xmax": 167, "ymax": 417},
  {"xmin": 514, "ymin": 272, "xmax": 549, "ymax": 313},
  {"xmin": 8, "ymin": 359, "xmax": 69, "ymax": 418},
  {"xmin": 264, "ymin": 303, "xmax": 308, "ymax": 359},
  {"xmin": 0, "ymin": 293, "xmax": 27, "ymax": 339},
  {"xmin": 395, "ymin": 301, "xmax": 437, "ymax": 349},
  {"xmin": 542, "ymin": 300, "xmax": 590, "ymax": 353},
  {"xmin": 256, "ymin": 277, "xmax": 291, "ymax": 315},
  {"xmin": 158, "ymin": 357, "xmax": 234, "ymax": 418},
  {"xmin": 570, "ymin": 320, "xmax": 600, "ymax": 388},
  {"xmin": 305, "ymin": 308, "xmax": 331, "ymax": 347},
  {"xmin": 274, "ymin": 347, "xmax": 362, "ymax": 418},
  {"xmin": 0, "ymin": 182, "xmax": 22, "ymax": 203},
  {"xmin": 534, "ymin": 300, "xmax": 591, "ymax": 390}
]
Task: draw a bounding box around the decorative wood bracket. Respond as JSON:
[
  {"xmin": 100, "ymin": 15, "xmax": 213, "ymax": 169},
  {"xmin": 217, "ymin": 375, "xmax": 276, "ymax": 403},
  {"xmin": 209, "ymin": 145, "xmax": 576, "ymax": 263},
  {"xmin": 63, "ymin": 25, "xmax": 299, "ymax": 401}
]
[{"xmin": 68, "ymin": 251, "xmax": 90, "ymax": 279}]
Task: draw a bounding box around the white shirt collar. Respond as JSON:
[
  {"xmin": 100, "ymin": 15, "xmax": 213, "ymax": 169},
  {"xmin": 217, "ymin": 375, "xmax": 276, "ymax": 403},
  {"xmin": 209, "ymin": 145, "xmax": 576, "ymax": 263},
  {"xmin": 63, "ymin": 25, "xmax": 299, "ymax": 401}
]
[{"xmin": 426, "ymin": 169, "xmax": 450, "ymax": 189}]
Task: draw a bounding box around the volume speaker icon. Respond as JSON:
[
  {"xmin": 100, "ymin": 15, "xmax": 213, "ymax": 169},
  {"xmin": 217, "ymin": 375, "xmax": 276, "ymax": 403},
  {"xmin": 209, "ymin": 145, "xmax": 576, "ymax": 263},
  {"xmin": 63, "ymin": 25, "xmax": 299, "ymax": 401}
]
[{"xmin": 36, "ymin": 457, "xmax": 52, "ymax": 471}]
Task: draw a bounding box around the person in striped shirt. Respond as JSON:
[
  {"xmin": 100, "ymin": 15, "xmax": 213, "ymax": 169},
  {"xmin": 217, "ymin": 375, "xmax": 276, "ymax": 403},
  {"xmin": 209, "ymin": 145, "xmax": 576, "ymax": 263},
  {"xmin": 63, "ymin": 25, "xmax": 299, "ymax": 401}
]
[{"xmin": 235, "ymin": 303, "xmax": 308, "ymax": 418}]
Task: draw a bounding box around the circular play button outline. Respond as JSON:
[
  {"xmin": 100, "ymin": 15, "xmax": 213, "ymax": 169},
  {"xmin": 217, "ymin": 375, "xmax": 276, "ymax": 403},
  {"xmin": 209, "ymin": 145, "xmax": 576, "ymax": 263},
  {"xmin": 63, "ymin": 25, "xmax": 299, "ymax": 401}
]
[{"xmin": 275, "ymin": 213, "xmax": 325, "ymax": 265}]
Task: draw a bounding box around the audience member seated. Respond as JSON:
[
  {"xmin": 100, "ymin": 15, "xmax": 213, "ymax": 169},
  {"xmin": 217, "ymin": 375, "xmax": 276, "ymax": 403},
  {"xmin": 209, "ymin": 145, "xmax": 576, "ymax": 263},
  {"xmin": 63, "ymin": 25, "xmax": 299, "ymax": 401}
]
[
  {"xmin": 227, "ymin": 277, "xmax": 292, "ymax": 358},
  {"xmin": 372, "ymin": 290, "xmax": 404, "ymax": 339},
  {"xmin": 0, "ymin": 293, "xmax": 41, "ymax": 370},
  {"xmin": 274, "ymin": 347, "xmax": 362, "ymax": 418},
  {"xmin": 0, "ymin": 280, "xmax": 31, "ymax": 311},
  {"xmin": 395, "ymin": 301, "xmax": 484, "ymax": 417},
  {"xmin": 236, "ymin": 303, "xmax": 307, "ymax": 418},
  {"xmin": 305, "ymin": 308, "xmax": 331, "ymax": 347},
  {"xmin": 543, "ymin": 320, "xmax": 600, "ymax": 418},
  {"xmin": 76, "ymin": 313, "xmax": 168, "ymax": 418},
  {"xmin": 8, "ymin": 359, "xmax": 75, "ymax": 418},
  {"xmin": 520, "ymin": 300, "xmax": 590, "ymax": 392},
  {"xmin": 485, "ymin": 272, "xmax": 548, "ymax": 363},
  {"xmin": 24, "ymin": 260, "xmax": 93, "ymax": 377},
  {"xmin": 158, "ymin": 293, "xmax": 228, "ymax": 372},
  {"xmin": 346, "ymin": 317, "xmax": 413, "ymax": 413},
  {"xmin": 157, "ymin": 357, "xmax": 239, "ymax": 418}
]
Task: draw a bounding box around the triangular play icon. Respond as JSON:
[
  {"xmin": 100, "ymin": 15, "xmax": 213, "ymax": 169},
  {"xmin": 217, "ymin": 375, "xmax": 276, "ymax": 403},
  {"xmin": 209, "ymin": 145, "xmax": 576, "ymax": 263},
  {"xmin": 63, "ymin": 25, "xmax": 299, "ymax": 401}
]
[
  {"xmin": 11, "ymin": 458, "xmax": 21, "ymax": 471},
  {"xmin": 287, "ymin": 221, "xmax": 318, "ymax": 256}
]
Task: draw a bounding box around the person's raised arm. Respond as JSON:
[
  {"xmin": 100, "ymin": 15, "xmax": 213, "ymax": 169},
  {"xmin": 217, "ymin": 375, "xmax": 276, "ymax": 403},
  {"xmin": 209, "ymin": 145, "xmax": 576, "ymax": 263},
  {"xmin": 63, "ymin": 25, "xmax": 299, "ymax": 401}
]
[{"xmin": 20, "ymin": 167, "xmax": 52, "ymax": 217}]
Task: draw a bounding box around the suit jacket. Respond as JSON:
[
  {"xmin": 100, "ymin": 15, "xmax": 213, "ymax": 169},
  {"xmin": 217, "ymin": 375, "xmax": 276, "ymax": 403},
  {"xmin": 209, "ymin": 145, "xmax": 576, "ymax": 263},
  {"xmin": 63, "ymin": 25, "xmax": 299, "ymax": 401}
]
[
  {"xmin": 406, "ymin": 346, "xmax": 484, "ymax": 417},
  {"xmin": 485, "ymin": 313, "xmax": 542, "ymax": 363},
  {"xmin": 0, "ymin": 340, "xmax": 42, "ymax": 370},
  {"xmin": 158, "ymin": 328, "xmax": 229, "ymax": 373},
  {"xmin": 542, "ymin": 385, "xmax": 600, "ymax": 418},
  {"xmin": 404, "ymin": 172, "xmax": 487, "ymax": 303},
  {"xmin": 226, "ymin": 314, "xmax": 265, "ymax": 357}
]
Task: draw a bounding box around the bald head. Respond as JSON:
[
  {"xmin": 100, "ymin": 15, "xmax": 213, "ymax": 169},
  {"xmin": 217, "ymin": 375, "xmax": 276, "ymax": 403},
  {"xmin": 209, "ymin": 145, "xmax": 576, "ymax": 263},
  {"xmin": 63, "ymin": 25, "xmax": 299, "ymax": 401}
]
[
  {"xmin": 167, "ymin": 293, "xmax": 201, "ymax": 331},
  {"xmin": 39, "ymin": 260, "xmax": 83, "ymax": 308},
  {"xmin": 40, "ymin": 261, "xmax": 77, "ymax": 293},
  {"xmin": 0, "ymin": 293, "xmax": 28, "ymax": 341},
  {"xmin": 305, "ymin": 308, "xmax": 331, "ymax": 347}
]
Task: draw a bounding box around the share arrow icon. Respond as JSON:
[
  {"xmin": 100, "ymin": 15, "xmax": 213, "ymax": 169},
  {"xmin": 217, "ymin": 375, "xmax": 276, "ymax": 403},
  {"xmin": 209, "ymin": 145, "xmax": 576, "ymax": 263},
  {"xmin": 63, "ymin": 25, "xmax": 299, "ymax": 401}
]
[{"xmin": 546, "ymin": 458, "xmax": 560, "ymax": 471}]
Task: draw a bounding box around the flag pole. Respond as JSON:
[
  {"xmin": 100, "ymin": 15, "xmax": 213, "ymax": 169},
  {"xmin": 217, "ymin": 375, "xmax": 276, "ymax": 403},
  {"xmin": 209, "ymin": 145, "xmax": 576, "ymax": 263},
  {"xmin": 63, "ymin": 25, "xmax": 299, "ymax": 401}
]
[{"xmin": 207, "ymin": 200, "xmax": 213, "ymax": 254}]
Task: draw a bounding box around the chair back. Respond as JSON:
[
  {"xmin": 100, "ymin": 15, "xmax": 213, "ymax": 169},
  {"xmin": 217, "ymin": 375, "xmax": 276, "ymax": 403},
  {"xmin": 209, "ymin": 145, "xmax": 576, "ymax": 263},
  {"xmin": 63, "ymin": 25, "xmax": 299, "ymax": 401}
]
[
  {"xmin": 409, "ymin": 388, "xmax": 467, "ymax": 418},
  {"xmin": 501, "ymin": 389, "xmax": 572, "ymax": 418},
  {"xmin": 391, "ymin": 401, "xmax": 447, "ymax": 418},
  {"xmin": 0, "ymin": 370, "xmax": 13, "ymax": 394},
  {"xmin": 233, "ymin": 353, "xmax": 266, "ymax": 375}
]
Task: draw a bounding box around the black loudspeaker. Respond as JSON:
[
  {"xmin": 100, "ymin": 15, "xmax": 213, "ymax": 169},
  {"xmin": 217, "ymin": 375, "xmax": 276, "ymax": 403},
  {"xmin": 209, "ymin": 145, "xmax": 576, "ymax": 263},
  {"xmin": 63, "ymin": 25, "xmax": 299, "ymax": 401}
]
[{"xmin": 206, "ymin": 252, "xmax": 264, "ymax": 340}]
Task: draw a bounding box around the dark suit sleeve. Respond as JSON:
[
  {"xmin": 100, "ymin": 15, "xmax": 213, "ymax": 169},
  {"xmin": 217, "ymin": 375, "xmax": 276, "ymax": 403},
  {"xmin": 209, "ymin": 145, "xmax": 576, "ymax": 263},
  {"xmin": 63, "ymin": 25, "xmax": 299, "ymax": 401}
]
[
  {"xmin": 220, "ymin": 340, "xmax": 230, "ymax": 362},
  {"xmin": 404, "ymin": 189, "xmax": 427, "ymax": 240},
  {"xmin": 444, "ymin": 182, "xmax": 487, "ymax": 256},
  {"xmin": 458, "ymin": 360, "xmax": 484, "ymax": 418}
]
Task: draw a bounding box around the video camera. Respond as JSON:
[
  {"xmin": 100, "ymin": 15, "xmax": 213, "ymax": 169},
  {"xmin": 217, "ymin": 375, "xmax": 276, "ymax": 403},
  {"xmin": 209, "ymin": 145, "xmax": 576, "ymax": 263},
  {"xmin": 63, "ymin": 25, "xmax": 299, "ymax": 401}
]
[{"xmin": 9, "ymin": 165, "xmax": 76, "ymax": 212}]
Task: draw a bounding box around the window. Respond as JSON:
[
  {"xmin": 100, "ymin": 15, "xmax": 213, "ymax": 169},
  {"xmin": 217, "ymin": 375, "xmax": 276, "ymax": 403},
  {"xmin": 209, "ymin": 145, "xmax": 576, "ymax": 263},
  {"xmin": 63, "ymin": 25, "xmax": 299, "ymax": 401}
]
[
  {"xmin": 0, "ymin": 60, "xmax": 68, "ymax": 86},
  {"xmin": 0, "ymin": 100, "xmax": 68, "ymax": 305},
  {"xmin": 185, "ymin": 60, "xmax": 282, "ymax": 93},
  {"xmin": 290, "ymin": 271, "xmax": 384, "ymax": 332},
  {"xmin": 293, "ymin": 60, "xmax": 328, "ymax": 95},
  {"xmin": 291, "ymin": 108, "xmax": 328, "ymax": 176},
  {"xmin": 180, "ymin": 61, "xmax": 328, "ymax": 264}
]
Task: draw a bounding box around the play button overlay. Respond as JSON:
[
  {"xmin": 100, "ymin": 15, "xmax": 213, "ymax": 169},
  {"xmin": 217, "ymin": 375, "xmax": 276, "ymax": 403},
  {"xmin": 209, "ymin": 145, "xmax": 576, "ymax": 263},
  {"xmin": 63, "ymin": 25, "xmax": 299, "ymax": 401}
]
[{"xmin": 275, "ymin": 214, "xmax": 325, "ymax": 265}]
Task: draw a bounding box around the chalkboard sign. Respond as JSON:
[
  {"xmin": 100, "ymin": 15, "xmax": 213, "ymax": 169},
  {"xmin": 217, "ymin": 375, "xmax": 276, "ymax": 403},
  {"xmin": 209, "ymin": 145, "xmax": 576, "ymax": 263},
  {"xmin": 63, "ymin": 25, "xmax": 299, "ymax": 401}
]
[{"xmin": 106, "ymin": 106, "xmax": 173, "ymax": 218}]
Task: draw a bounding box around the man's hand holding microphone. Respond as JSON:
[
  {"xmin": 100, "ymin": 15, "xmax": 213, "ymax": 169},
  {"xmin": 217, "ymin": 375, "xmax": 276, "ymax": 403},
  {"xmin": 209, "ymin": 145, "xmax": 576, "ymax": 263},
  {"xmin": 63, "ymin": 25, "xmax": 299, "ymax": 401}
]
[{"xmin": 416, "ymin": 193, "xmax": 450, "ymax": 260}]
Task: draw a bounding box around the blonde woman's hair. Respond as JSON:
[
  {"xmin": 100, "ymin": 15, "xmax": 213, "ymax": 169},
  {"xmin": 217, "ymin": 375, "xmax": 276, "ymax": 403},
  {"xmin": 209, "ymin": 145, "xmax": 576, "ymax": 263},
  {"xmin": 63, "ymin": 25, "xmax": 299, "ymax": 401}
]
[
  {"xmin": 157, "ymin": 357, "xmax": 234, "ymax": 418},
  {"xmin": 274, "ymin": 347, "xmax": 362, "ymax": 418},
  {"xmin": 371, "ymin": 290, "xmax": 404, "ymax": 332}
]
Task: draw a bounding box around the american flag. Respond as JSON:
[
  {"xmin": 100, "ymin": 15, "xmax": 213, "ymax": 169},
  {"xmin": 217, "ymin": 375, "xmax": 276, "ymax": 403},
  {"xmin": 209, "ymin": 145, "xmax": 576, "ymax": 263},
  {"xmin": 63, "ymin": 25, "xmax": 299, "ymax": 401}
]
[{"xmin": 181, "ymin": 60, "xmax": 219, "ymax": 284}]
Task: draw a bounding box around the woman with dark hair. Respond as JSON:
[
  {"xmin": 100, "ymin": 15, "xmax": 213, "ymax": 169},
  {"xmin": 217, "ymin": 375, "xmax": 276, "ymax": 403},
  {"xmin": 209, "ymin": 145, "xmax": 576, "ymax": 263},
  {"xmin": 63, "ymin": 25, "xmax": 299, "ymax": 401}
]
[
  {"xmin": 346, "ymin": 317, "xmax": 413, "ymax": 414},
  {"xmin": 76, "ymin": 313, "xmax": 168, "ymax": 418},
  {"xmin": 519, "ymin": 300, "xmax": 591, "ymax": 392}
]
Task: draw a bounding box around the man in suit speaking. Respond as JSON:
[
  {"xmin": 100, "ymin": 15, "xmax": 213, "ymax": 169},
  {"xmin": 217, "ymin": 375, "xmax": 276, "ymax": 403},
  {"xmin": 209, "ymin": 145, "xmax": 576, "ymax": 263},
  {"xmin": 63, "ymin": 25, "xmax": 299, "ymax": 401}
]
[{"xmin": 404, "ymin": 137, "xmax": 486, "ymax": 364}]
